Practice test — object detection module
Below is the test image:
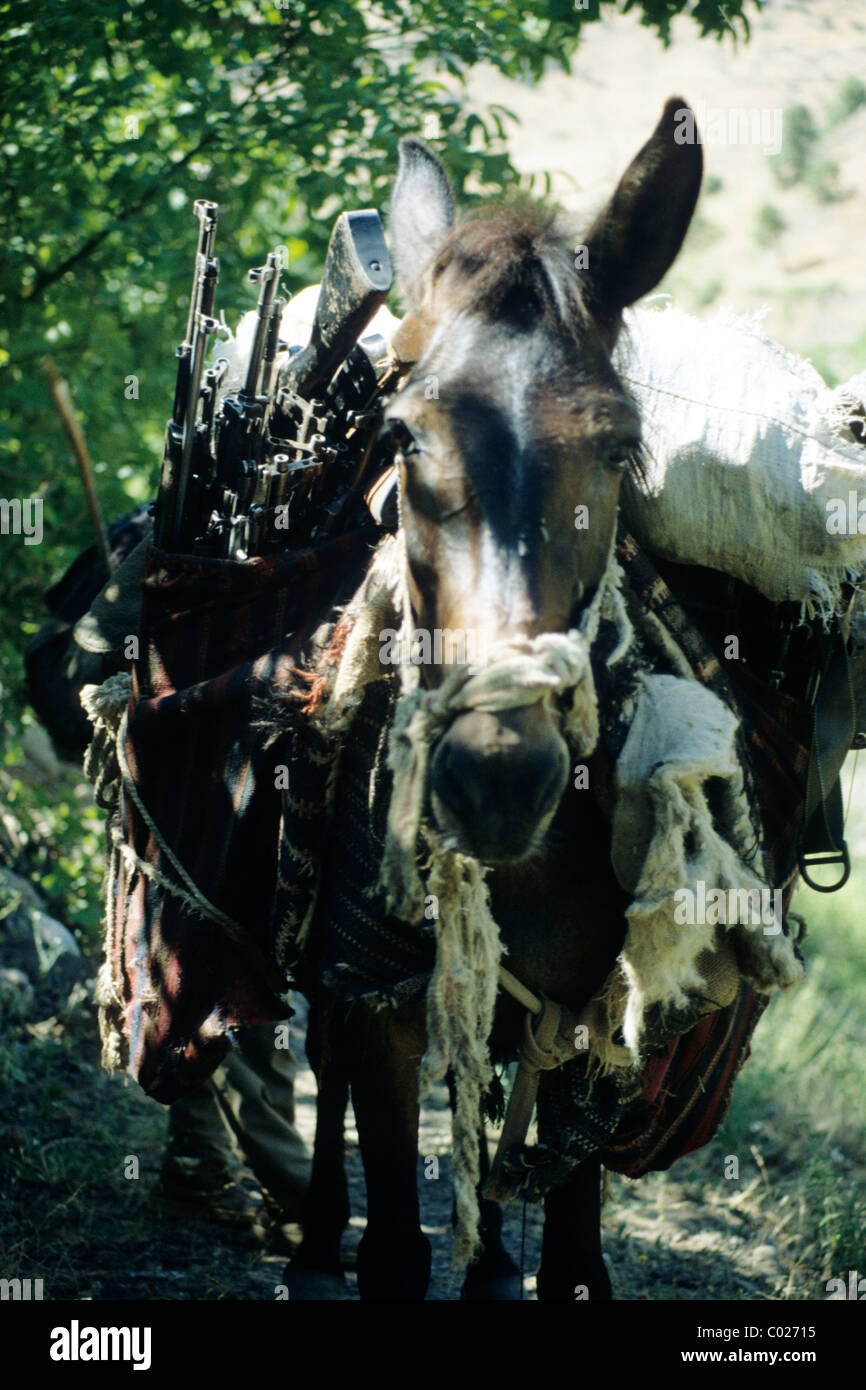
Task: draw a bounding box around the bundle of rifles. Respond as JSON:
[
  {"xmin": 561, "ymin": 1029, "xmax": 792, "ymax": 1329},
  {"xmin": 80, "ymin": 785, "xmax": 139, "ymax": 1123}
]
[{"xmin": 154, "ymin": 199, "xmax": 397, "ymax": 558}]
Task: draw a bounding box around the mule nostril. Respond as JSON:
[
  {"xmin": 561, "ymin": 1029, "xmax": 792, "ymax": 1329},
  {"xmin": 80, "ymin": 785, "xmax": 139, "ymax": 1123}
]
[
  {"xmin": 432, "ymin": 721, "xmax": 568, "ymax": 860},
  {"xmin": 530, "ymin": 754, "xmax": 568, "ymax": 820},
  {"xmin": 435, "ymin": 740, "xmax": 482, "ymax": 821}
]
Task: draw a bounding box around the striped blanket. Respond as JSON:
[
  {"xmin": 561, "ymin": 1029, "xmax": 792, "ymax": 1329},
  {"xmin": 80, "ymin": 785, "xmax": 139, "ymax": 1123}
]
[
  {"xmin": 93, "ymin": 526, "xmax": 374, "ymax": 1101},
  {"xmin": 89, "ymin": 522, "xmax": 811, "ymax": 1179}
]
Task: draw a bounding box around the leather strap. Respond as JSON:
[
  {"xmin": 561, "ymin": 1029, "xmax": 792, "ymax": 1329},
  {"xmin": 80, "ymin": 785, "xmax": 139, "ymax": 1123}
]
[
  {"xmin": 799, "ymin": 614, "xmax": 855, "ymax": 891},
  {"xmin": 485, "ymin": 971, "xmax": 586, "ymax": 1201}
]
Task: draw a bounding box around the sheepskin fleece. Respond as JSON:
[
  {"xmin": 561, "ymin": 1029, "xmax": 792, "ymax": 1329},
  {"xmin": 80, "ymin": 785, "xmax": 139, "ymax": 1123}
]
[
  {"xmin": 317, "ymin": 531, "xmax": 804, "ymax": 1082},
  {"xmin": 610, "ymin": 672, "xmax": 802, "ymax": 1064},
  {"xmin": 615, "ymin": 304, "xmax": 866, "ymax": 618}
]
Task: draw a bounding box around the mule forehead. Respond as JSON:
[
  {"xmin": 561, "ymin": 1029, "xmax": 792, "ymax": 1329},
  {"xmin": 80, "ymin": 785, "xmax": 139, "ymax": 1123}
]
[
  {"xmin": 392, "ymin": 325, "xmax": 636, "ymax": 642},
  {"xmin": 392, "ymin": 317, "xmax": 638, "ymax": 534}
]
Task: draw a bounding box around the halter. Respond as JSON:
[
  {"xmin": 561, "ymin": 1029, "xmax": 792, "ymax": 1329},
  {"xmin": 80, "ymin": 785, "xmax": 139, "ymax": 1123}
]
[
  {"xmin": 379, "ymin": 537, "xmax": 633, "ymax": 923},
  {"xmin": 321, "ymin": 520, "xmax": 633, "ymax": 1268}
]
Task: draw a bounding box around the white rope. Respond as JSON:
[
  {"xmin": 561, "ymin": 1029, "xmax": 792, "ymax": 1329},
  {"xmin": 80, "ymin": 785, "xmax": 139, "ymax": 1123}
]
[
  {"xmin": 379, "ymin": 543, "xmax": 632, "ymax": 923},
  {"xmin": 358, "ymin": 533, "xmax": 633, "ymax": 1269}
]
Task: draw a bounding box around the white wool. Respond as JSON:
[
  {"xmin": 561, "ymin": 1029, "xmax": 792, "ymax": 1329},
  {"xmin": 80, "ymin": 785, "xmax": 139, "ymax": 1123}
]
[
  {"xmin": 213, "ymin": 284, "xmax": 400, "ymax": 401},
  {"xmin": 320, "ymin": 531, "xmax": 631, "ymax": 1265},
  {"xmin": 610, "ymin": 673, "xmax": 803, "ymax": 1064},
  {"xmin": 615, "ymin": 305, "xmax": 866, "ymax": 618}
]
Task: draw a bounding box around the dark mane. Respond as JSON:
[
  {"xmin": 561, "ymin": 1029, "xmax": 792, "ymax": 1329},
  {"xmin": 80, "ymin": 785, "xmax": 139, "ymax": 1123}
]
[{"xmin": 429, "ymin": 200, "xmax": 586, "ymax": 329}]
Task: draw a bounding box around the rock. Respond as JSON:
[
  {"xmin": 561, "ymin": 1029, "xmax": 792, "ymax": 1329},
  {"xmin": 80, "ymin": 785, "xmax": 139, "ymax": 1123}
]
[
  {"xmin": 0, "ymin": 966, "xmax": 35, "ymax": 1021},
  {"xmin": 20, "ymin": 723, "xmax": 63, "ymax": 781},
  {"xmin": 58, "ymin": 974, "xmax": 99, "ymax": 1032},
  {"xmin": 31, "ymin": 910, "xmax": 81, "ymax": 974},
  {"xmin": 0, "ymin": 867, "xmax": 46, "ymax": 939},
  {"xmin": 0, "ymin": 867, "xmax": 85, "ymax": 990}
]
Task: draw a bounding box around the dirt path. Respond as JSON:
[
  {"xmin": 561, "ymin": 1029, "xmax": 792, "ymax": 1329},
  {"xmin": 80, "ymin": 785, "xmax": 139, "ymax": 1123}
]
[{"xmin": 5, "ymin": 994, "xmax": 799, "ymax": 1303}]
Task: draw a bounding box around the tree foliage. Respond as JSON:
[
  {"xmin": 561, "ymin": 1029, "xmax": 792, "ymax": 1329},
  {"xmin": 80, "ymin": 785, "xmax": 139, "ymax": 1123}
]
[
  {"xmin": 0, "ymin": 0, "xmax": 751, "ymax": 690},
  {"xmin": 0, "ymin": 0, "xmax": 755, "ymax": 924}
]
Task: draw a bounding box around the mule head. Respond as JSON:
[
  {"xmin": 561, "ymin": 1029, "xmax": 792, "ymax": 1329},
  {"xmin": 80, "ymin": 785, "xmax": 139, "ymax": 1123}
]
[{"xmin": 384, "ymin": 98, "xmax": 702, "ymax": 864}]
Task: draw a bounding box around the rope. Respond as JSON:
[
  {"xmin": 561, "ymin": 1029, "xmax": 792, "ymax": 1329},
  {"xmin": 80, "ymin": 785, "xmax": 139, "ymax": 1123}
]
[
  {"xmin": 498, "ymin": 965, "xmax": 542, "ymax": 1016},
  {"xmin": 113, "ymin": 708, "xmax": 245, "ymax": 937},
  {"xmin": 362, "ymin": 532, "xmax": 633, "ymax": 1270}
]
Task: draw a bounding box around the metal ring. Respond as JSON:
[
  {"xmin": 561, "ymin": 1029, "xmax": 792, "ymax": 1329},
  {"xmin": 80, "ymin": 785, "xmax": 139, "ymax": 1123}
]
[{"xmin": 798, "ymin": 843, "xmax": 851, "ymax": 893}]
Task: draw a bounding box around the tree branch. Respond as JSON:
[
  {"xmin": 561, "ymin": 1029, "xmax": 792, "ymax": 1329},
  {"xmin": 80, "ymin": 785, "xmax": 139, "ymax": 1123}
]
[
  {"xmin": 23, "ymin": 130, "xmax": 220, "ymax": 304},
  {"xmin": 20, "ymin": 21, "xmax": 330, "ymax": 307}
]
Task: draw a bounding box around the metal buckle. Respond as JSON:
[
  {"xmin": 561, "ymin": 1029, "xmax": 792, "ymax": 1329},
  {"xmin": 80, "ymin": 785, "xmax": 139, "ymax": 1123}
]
[{"xmin": 798, "ymin": 841, "xmax": 851, "ymax": 892}]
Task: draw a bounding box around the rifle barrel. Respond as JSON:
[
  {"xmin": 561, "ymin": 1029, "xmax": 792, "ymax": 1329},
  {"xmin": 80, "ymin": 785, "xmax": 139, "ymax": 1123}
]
[
  {"xmin": 243, "ymin": 253, "xmax": 281, "ymax": 400},
  {"xmin": 184, "ymin": 200, "xmax": 219, "ymax": 345}
]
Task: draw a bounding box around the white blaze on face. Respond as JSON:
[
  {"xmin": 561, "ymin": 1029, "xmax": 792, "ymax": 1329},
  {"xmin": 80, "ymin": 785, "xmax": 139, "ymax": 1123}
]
[
  {"xmin": 413, "ymin": 321, "xmax": 546, "ymax": 662},
  {"xmin": 461, "ymin": 525, "xmax": 537, "ymax": 664}
]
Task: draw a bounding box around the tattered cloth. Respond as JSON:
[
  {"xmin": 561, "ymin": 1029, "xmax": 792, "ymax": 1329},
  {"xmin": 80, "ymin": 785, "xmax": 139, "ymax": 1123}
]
[
  {"xmin": 282, "ymin": 527, "xmax": 809, "ymax": 1193},
  {"xmin": 86, "ymin": 517, "xmax": 810, "ymax": 1190},
  {"xmin": 88, "ymin": 526, "xmax": 375, "ymax": 1102}
]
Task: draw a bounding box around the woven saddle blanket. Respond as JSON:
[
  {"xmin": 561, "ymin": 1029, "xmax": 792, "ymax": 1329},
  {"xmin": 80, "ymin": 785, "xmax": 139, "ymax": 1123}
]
[
  {"xmin": 280, "ymin": 525, "xmax": 808, "ymax": 1191},
  {"xmin": 87, "ymin": 512, "xmax": 810, "ymax": 1187},
  {"xmin": 89, "ymin": 526, "xmax": 375, "ymax": 1101}
]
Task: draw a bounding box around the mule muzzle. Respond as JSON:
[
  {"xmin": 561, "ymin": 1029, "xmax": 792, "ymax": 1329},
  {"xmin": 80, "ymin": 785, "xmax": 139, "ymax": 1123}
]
[{"xmin": 429, "ymin": 702, "xmax": 569, "ymax": 863}]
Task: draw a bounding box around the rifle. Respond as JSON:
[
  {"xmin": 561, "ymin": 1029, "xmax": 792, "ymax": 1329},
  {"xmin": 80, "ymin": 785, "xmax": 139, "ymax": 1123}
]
[
  {"xmin": 155, "ymin": 200, "xmax": 395, "ymax": 559},
  {"xmin": 259, "ymin": 210, "xmax": 393, "ymax": 551},
  {"xmin": 154, "ymin": 199, "xmax": 219, "ymax": 551},
  {"xmin": 277, "ymin": 210, "xmax": 392, "ymax": 401},
  {"xmin": 200, "ymin": 252, "xmax": 284, "ymax": 558}
]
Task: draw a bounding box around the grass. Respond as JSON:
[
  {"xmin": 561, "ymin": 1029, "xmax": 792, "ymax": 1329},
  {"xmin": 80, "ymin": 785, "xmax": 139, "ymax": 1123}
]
[
  {"xmin": 0, "ymin": 1022, "xmax": 275, "ymax": 1299},
  {"xmin": 714, "ymin": 763, "xmax": 866, "ymax": 1289},
  {"xmin": 0, "ymin": 1029, "xmax": 162, "ymax": 1294},
  {"xmin": 754, "ymin": 203, "xmax": 786, "ymax": 249}
]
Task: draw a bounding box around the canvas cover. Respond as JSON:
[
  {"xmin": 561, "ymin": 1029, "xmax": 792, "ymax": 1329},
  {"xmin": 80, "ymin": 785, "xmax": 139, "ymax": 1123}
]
[{"xmin": 616, "ymin": 305, "xmax": 866, "ymax": 616}]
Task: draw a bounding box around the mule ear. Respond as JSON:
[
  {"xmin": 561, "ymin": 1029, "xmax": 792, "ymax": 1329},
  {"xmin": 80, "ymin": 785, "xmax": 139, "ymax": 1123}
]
[
  {"xmin": 389, "ymin": 136, "xmax": 456, "ymax": 310},
  {"xmin": 582, "ymin": 97, "xmax": 702, "ymax": 319}
]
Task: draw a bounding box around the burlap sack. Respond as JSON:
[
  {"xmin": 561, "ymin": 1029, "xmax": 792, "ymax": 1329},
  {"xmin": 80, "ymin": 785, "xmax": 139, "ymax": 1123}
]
[{"xmin": 616, "ymin": 304, "xmax": 866, "ymax": 617}]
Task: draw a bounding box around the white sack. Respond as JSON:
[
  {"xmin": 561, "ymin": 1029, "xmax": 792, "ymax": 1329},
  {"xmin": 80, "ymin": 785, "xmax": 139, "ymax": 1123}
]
[
  {"xmin": 214, "ymin": 285, "xmax": 399, "ymax": 401},
  {"xmin": 614, "ymin": 305, "xmax": 866, "ymax": 617}
]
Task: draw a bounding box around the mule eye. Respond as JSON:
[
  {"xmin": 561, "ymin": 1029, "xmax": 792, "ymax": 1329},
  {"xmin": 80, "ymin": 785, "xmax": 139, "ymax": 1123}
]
[
  {"xmin": 379, "ymin": 418, "xmax": 423, "ymax": 459},
  {"xmin": 604, "ymin": 442, "xmax": 637, "ymax": 474}
]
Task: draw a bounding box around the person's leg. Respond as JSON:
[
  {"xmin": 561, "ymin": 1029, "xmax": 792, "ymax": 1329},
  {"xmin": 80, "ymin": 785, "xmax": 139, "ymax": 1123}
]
[
  {"xmin": 156, "ymin": 1081, "xmax": 254, "ymax": 1226},
  {"xmin": 164, "ymin": 1085, "xmax": 236, "ymax": 1165},
  {"xmin": 208, "ymin": 1019, "xmax": 312, "ymax": 1220}
]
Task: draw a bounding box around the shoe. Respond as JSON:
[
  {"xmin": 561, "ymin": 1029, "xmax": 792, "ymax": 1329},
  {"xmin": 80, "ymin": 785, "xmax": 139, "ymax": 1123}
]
[
  {"xmin": 251, "ymin": 1189, "xmax": 306, "ymax": 1255},
  {"xmin": 153, "ymin": 1155, "xmax": 256, "ymax": 1228}
]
